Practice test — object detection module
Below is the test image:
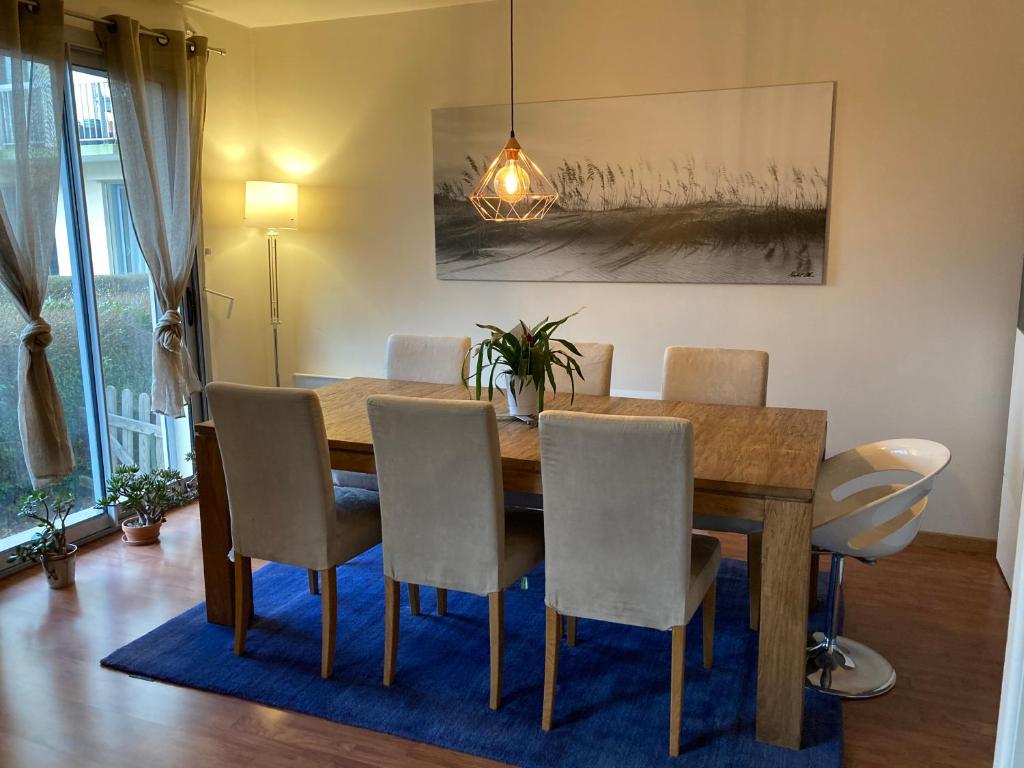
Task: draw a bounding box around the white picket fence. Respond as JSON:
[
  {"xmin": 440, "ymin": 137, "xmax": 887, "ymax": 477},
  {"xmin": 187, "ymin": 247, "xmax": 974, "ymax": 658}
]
[{"xmin": 105, "ymin": 386, "xmax": 165, "ymax": 471}]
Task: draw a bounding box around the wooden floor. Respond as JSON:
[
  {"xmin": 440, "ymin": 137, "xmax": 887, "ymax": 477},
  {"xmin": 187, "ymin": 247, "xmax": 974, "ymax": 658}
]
[{"xmin": 0, "ymin": 504, "xmax": 1009, "ymax": 767}]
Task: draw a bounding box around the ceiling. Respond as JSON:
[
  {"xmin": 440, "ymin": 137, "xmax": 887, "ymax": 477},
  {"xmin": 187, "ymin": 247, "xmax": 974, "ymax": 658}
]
[{"xmin": 183, "ymin": 0, "xmax": 495, "ymax": 28}]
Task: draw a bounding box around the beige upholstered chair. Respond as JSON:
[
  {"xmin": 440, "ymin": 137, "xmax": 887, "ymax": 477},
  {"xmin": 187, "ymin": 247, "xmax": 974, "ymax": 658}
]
[
  {"xmin": 505, "ymin": 341, "xmax": 615, "ymax": 512},
  {"xmin": 206, "ymin": 382, "xmax": 382, "ymax": 679},
  {"xmin": 661, "ymin": 346, "xmax": 768, "ymax": 407},
  {"xmin": 327, "ymin": 334, "xmax": 472, "ymax": 490},
  {"xmin": 552, "ymin": 341, "xmax": 614, "ymax": 397},
  {"xmin": 385, "ymin": 333, "xmax": 471, "ymax": 384},
  {"xmin": 661, "ymin": 346, "xmax": 769, "ymax": 630},
  {"xmin": 807, "ymin": 439, "xmax": 950, "ymax": 698},
  {"xmin": 366, "ymin": 395, "xmax": 544, "ymax": 710},
  {"xmin": 538, "ymin": 410, "xmax": 721, "ymax": 757}
]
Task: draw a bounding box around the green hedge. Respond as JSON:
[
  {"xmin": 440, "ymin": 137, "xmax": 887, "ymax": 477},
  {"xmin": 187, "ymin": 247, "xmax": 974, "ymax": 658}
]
[{"xmin": 0, "ymin": 274, "xmax": 153, "ymax": 538}]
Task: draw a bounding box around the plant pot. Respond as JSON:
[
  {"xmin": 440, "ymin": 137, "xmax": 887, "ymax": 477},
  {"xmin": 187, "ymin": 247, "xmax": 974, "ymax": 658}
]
[
  {"xmin": 41, "ymin": 545, "xmax": 77, "ymax": 589},
  {"xmin": 506, "ymin": 375, "xmax": 540, "ymax": 419},
  {"xmin": 122, "ymin": 516, "xmax": 162, "ymax": 546}
]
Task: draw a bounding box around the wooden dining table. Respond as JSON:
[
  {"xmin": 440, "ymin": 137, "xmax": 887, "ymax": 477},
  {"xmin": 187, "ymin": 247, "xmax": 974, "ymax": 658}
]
[{"xmin": 194, "ymin": 376, "xmax": 827, "ymax": 750}]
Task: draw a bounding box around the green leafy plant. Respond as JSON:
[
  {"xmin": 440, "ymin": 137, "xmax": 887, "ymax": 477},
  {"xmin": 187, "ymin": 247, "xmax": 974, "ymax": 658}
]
[
  {"xmin": 466, "ymin": 310, "xmax": 584, "ymax": 411},
  {"xmin": 6, "ymin": 492, "xmax": 75, "ymax": 564},
  {"xmin": 96, "ymin": 464, "xmax": 191, "ymax": 528}
]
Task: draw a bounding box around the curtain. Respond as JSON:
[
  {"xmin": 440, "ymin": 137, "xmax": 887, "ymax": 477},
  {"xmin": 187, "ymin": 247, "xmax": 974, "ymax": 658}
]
[
  {"xmin": 97, "ymin": 17, "xmax": 208, "ymax": 417},
  {"xmin": 0, "ymin": 0, "xmax": 73, "ymax": 487}
]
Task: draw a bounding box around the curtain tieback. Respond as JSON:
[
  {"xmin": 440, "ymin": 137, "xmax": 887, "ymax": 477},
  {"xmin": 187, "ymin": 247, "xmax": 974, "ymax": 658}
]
[
  {"xmin": 20, "ymin": 318, "xmax": 53, "ymax": 351},
  {"xmin": 155, "ymin": 310, "xmax": 185, "ymax": 353}
]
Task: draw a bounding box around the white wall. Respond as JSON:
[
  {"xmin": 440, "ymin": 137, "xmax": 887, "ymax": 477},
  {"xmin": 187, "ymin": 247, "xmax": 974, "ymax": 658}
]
[{"xmin": 199, "ymin": 0, "xmax": 1024, "ymax": 538}]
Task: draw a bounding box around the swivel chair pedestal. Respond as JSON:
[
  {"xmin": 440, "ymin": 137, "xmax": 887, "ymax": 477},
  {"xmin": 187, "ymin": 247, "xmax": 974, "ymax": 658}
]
[{"xmin": 806, "ymin": 552, "xmax": 896, "ymax": 698}]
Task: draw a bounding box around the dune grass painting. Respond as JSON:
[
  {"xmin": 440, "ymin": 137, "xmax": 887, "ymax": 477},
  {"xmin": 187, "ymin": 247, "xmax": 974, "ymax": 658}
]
[{"xmin": 432, "ymin": 82, "xmax": 834, "ymax": 284}]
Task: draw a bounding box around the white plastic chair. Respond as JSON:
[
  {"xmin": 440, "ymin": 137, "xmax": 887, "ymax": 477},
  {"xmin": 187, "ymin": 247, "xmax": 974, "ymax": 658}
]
[{"xmin": 807, "ymin": 438, "xmax": 951, "ymax": 698}]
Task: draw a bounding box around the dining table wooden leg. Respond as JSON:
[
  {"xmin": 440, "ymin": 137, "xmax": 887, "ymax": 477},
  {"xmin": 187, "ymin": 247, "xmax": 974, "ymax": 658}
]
[
  {"xmin": 748, "ymin": 531, "xmax": 762, "ymax": 631},
  {"xmin": 756, "ymin": 498, "xmax": 812, "ymax": 750},
  {"xmin": 197, "ymin": 430, "xmax": 247, "ymax": 627}
]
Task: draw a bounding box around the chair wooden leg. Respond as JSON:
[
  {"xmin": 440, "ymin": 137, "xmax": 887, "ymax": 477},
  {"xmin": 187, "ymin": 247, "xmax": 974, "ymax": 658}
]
[
  {"xmin": 384, "ymin": 576, "xmax": 399, "ymax": 686},
  {"xmin": 703, "ymin": 581, "xmax": 716, "ymax": 670},
  {"xmin": 748, "ymin": 531, "xmax": 762, "ymax": 631},
  {"xmin": 670, "ymin": 625, "xmax": 686, "ymax": 757},
  {"xmin": 565, "ymin": 615, "xmax": 577, "ymax": 647},
  {"xmin": 320, "ymin": 567, "xmax": 337, "ymax": 679},
  {"xmin": 408, "ymin": 583, "xmax": 421, "ymax": 616},
  {"xmin": 308, "ymin": 569, "xmax": 319, "ymax": 595},
  {"xmin": 809, "ymin": 553, "xmax": 820, "ymax": 610},
  {"xmin": 488, "ymin": 591, "xmax": 504, "ymax": 710},
  {"xmin": 542, "ymin": 607, "xmax": 561, "ymax": 731},
  {"xmin": 436, "ymin": 588, "xmax": 447, "ymax": 616},
  {"xmin": 233, "ymin": 555, "xmax": 252, "ymax": 656}
]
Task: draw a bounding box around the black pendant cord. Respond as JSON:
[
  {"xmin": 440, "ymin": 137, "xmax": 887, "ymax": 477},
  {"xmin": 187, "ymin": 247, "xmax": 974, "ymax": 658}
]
[{"xmin": 509, "ymin": 0, "xmax": 515, "ymax": 138}]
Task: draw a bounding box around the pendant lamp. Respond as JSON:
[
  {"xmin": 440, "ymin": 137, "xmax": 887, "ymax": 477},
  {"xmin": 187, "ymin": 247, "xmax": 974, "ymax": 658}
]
[{"xmin": 469, "ymin": 0, "xmax": 558, "ymax": 221}]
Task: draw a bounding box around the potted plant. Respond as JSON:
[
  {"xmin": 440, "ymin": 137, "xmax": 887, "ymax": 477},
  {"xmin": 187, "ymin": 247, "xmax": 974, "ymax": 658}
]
[
  {"xmin": 6, "ymin": 491, "xmax": 78, "ymax": 589},
  {"xmin": 97, "ymin": 464, "xmax": 190, "ymax": 546},
  {"xmin": 467, "ymin": 311, "xmax": 584, "ymax": 419},
  {"xmin": 182, "ymin": 450, "xmax": 199, "ymax": 500}
]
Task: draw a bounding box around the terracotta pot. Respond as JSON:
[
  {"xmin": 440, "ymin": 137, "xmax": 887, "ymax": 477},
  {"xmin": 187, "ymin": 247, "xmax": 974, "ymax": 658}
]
[
  {"xmin": 122, "ymin": 516, "xmax": 162, "ymax": 546},
  {"xmin": 41, "ymin": 545, "xmax": 77, "ymax": 589}
]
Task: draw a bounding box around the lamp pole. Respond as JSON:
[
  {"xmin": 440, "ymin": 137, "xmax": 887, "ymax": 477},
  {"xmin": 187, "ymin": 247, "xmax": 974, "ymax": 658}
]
[{"xmin": 266, "ymin": 227, "xmax": 281, "ymax": 387}]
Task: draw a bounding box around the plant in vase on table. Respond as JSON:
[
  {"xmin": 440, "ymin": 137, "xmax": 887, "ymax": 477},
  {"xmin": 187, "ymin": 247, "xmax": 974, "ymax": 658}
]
[
  {"xmin": 467, "ymin": 310, "xmax": 584, "ymax": 420},
  {"xmin": 97, "ymin": 464, "xmax": 191, "ymax": 546},
  {"xmin": 6, "ymin": 491, "xmax": 78, "ymax": 589}
]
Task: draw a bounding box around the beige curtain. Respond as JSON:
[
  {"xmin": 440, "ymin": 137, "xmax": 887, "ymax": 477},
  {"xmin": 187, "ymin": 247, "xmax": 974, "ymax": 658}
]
[
  {"xmin": 97, "ymin": 18, "xmax": 208, "ymax": 417},
  {"xmin": 0, "ymin": 0, "xmax": 73, "ymax": 487}
]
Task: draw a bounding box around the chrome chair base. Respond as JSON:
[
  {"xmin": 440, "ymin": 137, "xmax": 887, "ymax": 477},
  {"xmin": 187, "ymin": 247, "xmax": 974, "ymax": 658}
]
[{"xmin": 806, "ymin": 632, "xmax": 896, "ymax": 699}]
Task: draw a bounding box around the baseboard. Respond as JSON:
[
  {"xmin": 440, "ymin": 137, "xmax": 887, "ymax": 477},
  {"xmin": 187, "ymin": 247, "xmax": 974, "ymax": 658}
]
[{"xmin": 914, "ymin": 531, "xmax": 997, "ymax": 555}]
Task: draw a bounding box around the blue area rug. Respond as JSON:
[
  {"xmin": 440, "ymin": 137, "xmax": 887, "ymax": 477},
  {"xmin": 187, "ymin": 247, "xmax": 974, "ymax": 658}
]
[{"xmin": 101, "ymin": 546, "xmax": 841, "ymax": 767}]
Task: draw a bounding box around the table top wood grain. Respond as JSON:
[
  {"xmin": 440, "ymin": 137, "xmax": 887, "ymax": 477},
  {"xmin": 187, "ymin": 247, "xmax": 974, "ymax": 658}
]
[{"xmin": 197, "ymin": 377, "xmax": 827, "ymax": 502}]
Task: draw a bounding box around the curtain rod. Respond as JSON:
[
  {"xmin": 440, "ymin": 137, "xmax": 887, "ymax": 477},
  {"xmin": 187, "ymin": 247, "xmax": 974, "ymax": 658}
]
[{"xmin": 17, "ymin": 0, "xmax": 228, "ymax": 55}]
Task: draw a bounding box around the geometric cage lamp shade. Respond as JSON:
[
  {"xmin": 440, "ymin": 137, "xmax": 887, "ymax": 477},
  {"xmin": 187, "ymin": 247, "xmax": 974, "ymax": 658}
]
[{"xmin": 469, "ymin": 135, "xmax": 559, "ymax": 221}]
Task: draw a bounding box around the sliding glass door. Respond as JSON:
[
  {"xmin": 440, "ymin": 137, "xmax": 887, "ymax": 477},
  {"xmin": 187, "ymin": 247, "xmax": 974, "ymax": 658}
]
[{"xmin": 0, "ymin": 58, "xmax": 202, "ymax": 569}]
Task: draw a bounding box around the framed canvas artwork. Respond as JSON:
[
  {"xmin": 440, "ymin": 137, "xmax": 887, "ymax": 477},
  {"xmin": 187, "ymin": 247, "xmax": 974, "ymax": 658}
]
[{"xmin": 432, "ymin": 81, "xmax": 835, "ymax": 284}]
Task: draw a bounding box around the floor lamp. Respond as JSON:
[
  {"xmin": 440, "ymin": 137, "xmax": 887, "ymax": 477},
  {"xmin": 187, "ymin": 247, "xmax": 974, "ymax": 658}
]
[{"xmin": 244, "ymin": 181, "xmax": 298, "ymax": 387}]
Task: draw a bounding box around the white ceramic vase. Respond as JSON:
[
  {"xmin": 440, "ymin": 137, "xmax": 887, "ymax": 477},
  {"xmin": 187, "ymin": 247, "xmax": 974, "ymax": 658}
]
[{"xmin": 506, "ymin": 375, "xmax": 540, "ymax": 418}]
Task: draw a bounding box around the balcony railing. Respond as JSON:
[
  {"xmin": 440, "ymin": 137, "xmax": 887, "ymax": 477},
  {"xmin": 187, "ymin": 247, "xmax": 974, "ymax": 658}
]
[
  {"xmin": 0, "ymin": 79, "xmax": 116, "ymax": 147},
  {"xmin": 73, "ymin": 78, "xmax": 116, "ymax": 144}
]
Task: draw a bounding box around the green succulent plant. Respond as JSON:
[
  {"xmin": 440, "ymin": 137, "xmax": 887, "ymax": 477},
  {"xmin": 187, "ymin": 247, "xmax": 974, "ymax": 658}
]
[
  {"xmin": 96, "ymin": 464, "xmax": 191, "ymax": 528},
  {"xmin": 6, "ymin": 492, "xmax": 76, "ymax": 564}
]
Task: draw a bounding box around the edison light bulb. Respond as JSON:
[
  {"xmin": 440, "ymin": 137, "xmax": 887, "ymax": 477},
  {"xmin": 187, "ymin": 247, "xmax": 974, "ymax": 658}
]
[{"xmin": 492, "ymin": 153, "xmax": 530, "ymax": 203}]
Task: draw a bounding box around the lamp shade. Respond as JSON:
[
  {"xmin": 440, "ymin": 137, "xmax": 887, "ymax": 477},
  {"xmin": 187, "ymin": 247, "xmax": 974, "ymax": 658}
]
[{"xmin": 244, "ymin": 181, "xmax": 298, "ymax": 230}]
